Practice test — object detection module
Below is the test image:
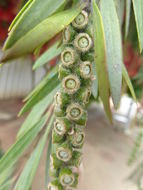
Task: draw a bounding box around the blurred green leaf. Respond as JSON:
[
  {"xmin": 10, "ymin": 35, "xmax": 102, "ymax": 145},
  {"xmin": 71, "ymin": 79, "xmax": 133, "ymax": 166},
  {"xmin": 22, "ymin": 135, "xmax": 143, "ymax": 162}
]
[
  {"xmin": 19, "ymin": 72, "xmax": 59, "ymax": 115},
  {"xmin": 14, "ymin": 115, "xmax": 54, "ymax": 190},
  {"xmin": 100, "ymin": 0, "xmax": 123, "ymax": 108},
  {"xmin": 45, "ymin": 135, "xmax": 52, "ymax": 186},
  {"xmin": 0, "ymin": 113, "xmax": 50, "ymax": 174},
  {"xmin": 24, "ymin": 66, "xmax": 58, "ymax": 102},
  {"xmin": 33, "ymin": 41, "xmax": 62, "ymax": 70},
  {"xmin": 132, "ymin": 0, "xmax": 143, "ymax": 52},
  {"xmin": 2, "ymin": 7, "xmax": 82, "ymax": 62},
  {"xmin": 91, "ymin": 63, "xmax": 98, "ymax": 98},
  {"xmin": 6, "ymin": 0, "xmax": 66, "ymax": 49},
  {"xmin": 92, "ymin": 1, "xmax": 112, "ymax": 121},
  {"xmin": 125, "ymin": 0, "xmax": 131, "ymax": 37},
  {"xmin": 122, "ymin": 64, "xmax": 136, "ymax": 101},
  {"xmin": 114, "ymin": 0, "xmax": 125, "ymax": 27},
  {"xmin": 17, "ymin": 85, "xmax": 60, "ymax": 138}
]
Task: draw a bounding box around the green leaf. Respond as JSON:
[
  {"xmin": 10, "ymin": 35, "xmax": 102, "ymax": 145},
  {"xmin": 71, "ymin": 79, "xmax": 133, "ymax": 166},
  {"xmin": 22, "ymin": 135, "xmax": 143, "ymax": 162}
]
[
  {"xmin": 24, "ymin": 66, "xmax": 58, "ymax": 102},
  {"xmin": 14, "ymin": 116, "xmax": 54, "ymax": 190},
  {"xmin": 114, "ymin": 0, "xmax": 125, "ymax": 27},
  {"xmin": 5, "ymin": 0, "xmax": 66, "ymax": 49},
  {"xmin": 122, "ymin": 64, "xmax": 136, "ymax": 101},
  {"xmin": 100, "ymin": 0, "xmax": 123, "ymax": 108},
  {"xmin": 0, "ymin": 113, "xmax": 50, "ymax": 174},
  {"xmin": 132, "ymin": 0, "xmax": 143, "ymax": 52},
  {"xmin": 19, "ymin": 72, "xmax": 59, "ymax": 115},
  {"xmin": 45, "ymin": 135, "xmax": 52, "ymax": 186},
  {"xmin": 33, "ymin": 41, "xmax": 62, "ymax": 70},
  {"xmin": 17, "ymin": 85, "xmax": 59, "ymax": 138},
  {"xmin": 91, "ymin": 63, "xmax": 98, "ymax": 98},
  {"xmin": 125, "ymin": 0, "xmax": 131, "ymax": 37},
  {"xmin": 92, "ymin": 1, "xmax": 112, "ymax": 121},
  {"xmin": 2, "ymin": 7, "xmax": 82, "ymax": 62}
]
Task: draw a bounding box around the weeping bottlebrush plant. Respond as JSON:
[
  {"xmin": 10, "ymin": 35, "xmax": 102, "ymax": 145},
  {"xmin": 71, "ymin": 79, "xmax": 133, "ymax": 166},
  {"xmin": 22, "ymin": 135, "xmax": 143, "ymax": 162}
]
[{"xmin": 0, "ymin": 0, "xmax": 143, "ymax": 190}]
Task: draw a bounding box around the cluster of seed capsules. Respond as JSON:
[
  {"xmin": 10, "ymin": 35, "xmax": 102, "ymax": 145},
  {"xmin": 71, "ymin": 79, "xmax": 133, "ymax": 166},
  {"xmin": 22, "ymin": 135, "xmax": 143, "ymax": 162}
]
[{"xmin": 48, "ymin": 8, "xmax": 94, "ymax": 190}]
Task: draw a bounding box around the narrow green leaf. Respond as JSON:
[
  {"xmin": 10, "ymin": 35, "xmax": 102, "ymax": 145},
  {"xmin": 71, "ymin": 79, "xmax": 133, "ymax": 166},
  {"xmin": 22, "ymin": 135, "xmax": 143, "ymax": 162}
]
[
  {"xmin": 132, "ymin": 0, "xmax": 143, "ymax": 52},
  {"xmin": 0, "ymin": 113, "xmax": 50, "ymax": 174},
  {"xmin": 33, "ymin": 42, "xmax": 62, "ymax": 70},
  {"xmin": 14, "ymin": 116, "xmax": 54, "ymax": 190},
  {"xmin": 122, "ymin": 64, "xmax": 136, "ymax": 101},
  {"xmin": 5, "ymin": 0, "xmax": 66, "ymax": 49},
  {"xmin": 45, "ymin": 135, "xmax": 52, "ymax": 186},
  {"xmin": 92, "ymin": 1, "xmax": 112, "ymax": 121},
  {"xmin": 100, "ymin": 0, "xmax": 123, "ymax": 108},
  {"xmin": 2, "ymin": 7, "xmax": 82, "ymax": 62},
  {"xmin": 24, "ymin": 66, "xmax": 58, "ymax": 102},
  {"xmin": 114, "ymin": 0, "xmax": 125, "ymax": 27},
  {"xmin": 17, "ymin": 85, "xmax": 60, "ymax": 138},
  {"xmin": 91, "ymin": 63, "xmax": 98, "ymax": 98},
  {"xmin": 19, "ymin": 72, "xmax": 59, "ymax": 115},
  {"xmin": 9, "ymin": 0, "xmax": 34, "ymax": 31},
  {"xmin": 125, "ymin": 0, "xmax": 131, "ymax": 37}
]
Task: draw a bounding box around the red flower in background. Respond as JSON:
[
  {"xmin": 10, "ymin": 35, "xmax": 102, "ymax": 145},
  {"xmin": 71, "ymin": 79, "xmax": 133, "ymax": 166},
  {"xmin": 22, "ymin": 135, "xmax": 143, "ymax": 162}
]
[
  {"xmin": 0, "ymin": 0, "xmax": 18, "ymax": 43},
  {"xmin": 124, "ymin": 43, "xmax": 143, "ymax": 78}
]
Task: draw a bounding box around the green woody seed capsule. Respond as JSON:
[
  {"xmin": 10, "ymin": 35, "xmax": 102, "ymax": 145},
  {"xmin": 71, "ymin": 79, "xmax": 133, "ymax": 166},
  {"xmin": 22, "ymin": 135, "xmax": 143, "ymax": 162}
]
[
  {"xmin": 54, "ymin": 105, "xmax": 65, "ymax": 117},
  {"xmin": 66, "ymin": 103, "xmax": 87, "ymax": 125},
  {"xmin": 80, "ymin": 61, "xmax": 92, "ymax": 79},
  {"xmin": 52, "ymin": 130, "xmax": 65, "ymax": 144},
  {"xmin": 59, "ymin": 168, "xmax": 75, "ymax": 187},
  {"xmin": 63, "ymin": 25, "xmax": 76, "ymax": 44},
  {"xmin": 51, "ymin": 154, "xmax": 64, "ymax": 169},
  {"xmin": 62, "ymin": 75, "xmax": 80, "ymax": 95},
  {"xmin": 48, "ymin": 180, "xmax": 63, "ymax": 190},
  {"xmin": 72, "ymin": 10, "xmax": 88, "ymax": 29},
  {"xmin": 71, "ymin": 130, "xmax": 85, "ymax": 148},
  {"xmin": 71, "ymin": 151, "xmax": 82, "ymax": 168},
  {"xmin": 58, "ymin": 65, "xmax": 71, "ymax": 80},
  {"xmin": 74, "ymin": 33, "xmax": 93, "ymax": 53},
  {"xmin": 56, "ymin": 146, "xmax": 72, "ymax": 162},
  {"xmin": 75, "ymin": 88, "xmax": 91, "ymax": 105},
  {"xmin": 61, "ymin": 47, "xmax": 77, "ymax": 67},
  {"xmin": 54, "ymin": 119, "xmax": 67, "ymax": 135},
  {"xmin": 54, "ymin": 91, "xmax": 70, "ymax": 107}
]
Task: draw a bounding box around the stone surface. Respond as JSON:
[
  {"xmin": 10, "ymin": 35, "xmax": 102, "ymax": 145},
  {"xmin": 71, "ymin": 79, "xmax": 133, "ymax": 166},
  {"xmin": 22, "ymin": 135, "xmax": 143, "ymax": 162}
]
[{"xmin": 0, "ymin": 100, "xmax": 137, "ymax": 190}]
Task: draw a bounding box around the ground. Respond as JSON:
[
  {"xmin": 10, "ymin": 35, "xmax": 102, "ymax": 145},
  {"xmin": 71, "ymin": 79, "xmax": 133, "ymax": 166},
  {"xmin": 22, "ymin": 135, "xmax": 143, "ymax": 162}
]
[{"xmin": 0, "ymin": 100, "xmax": 137, "ymax": 190}]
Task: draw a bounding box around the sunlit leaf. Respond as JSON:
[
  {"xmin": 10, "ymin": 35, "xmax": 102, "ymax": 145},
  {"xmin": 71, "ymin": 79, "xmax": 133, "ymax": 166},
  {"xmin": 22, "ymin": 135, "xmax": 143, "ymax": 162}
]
[
  {"xmin": 6, "ymin": 0, "xmax": 66, "ymax": 49},
  {"xmin": 2, "ymin": 7, "xmax": 82, "ymax": 62},
  {"xmin": 92, "ymin": 0, "xmax": 112, "ymax": 121},
  {"xmin": 33, "ymin": 41, "xmax": 62, "ymax": 70},
  {"xmin": 100, "ymin": 0, "xmax": 123, "ymax": 108}
]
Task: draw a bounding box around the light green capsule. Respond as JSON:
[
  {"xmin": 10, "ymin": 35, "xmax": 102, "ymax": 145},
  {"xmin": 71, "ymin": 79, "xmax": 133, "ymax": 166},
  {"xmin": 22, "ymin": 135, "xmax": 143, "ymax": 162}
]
[
  {"xmin": 54, "ymin": 91, "xmax": 70, "ymax": 107},
  {"xmin": 54, "ymin": 105, "xmax": 65, "ymax": 117},
  {"xmin": 71, "ymin": 129, "xmax": 85, "ymax": 149},
  {"xmin": 66, "ymin": 103, "xmax": 87, "ymax": 125},
  {"xmin": 74, "ymin": 33, "xmax": 93, "ymax": 53},
  {"xmin": 58, "ymin": 65, "xmax": 71, "ymax": 80},
  {"xmin": 48, "ymin": 180, "xmax": 63, "ymax": 190},
  {"xmin": 62, "ymin": 75, "xmax": 80, "ymax": 95},
  {"xmin": 72, "ymin": 10, "xmax": 88, "ymax": 30},
  {"xmin": 52, "ymin": 130, "xmax": 65, "ymax": 144},
  {"xmin": 56, "ymin": 143, "xmax": 72, "ymax": 162},
  {"xmin": 70, "ymin": 151, "xmax": 82, "ymax": 168},
  {"xmin": 74, "ymin": 87, "xmax": 91, "ymax": 105},
  {"xmin": 61, "ymin": 47, "xmax": 77, "ymax": 67},
  {"xmin": 59, "ymin": 168, "xmax": 75, "ymax": 187},
  {"xmin": 63, "ymin": 25, "xmax": 76, "ymax": 44}
]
